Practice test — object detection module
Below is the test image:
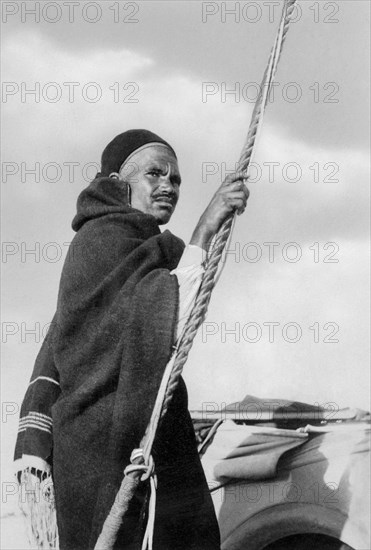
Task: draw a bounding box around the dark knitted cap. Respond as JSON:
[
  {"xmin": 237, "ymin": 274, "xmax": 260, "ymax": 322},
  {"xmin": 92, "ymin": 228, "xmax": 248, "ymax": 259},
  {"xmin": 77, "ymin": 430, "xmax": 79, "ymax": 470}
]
[{"xmin": 100, "ymin": 129, "xmax": 177, "ymax": 176}]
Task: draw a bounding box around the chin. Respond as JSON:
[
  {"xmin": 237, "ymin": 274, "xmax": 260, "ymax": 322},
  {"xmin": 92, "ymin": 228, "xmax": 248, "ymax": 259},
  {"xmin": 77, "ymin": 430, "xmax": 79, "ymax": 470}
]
[
  {"xmin": 156, "ymin": 213, "xmax": 172, "ymax": 225},
  {"xmin": 153, "ymin": 206, "xmax": 175, "ymax": 225}
]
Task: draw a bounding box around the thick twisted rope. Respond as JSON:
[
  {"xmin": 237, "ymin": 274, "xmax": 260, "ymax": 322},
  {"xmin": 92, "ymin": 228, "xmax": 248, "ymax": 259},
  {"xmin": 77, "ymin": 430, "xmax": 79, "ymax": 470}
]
[
  {"xmin": 157, "ymin": 0, "xmax": 298, "ymax": 430},
  {"xmin": 95, "ymin": 2, "xmax": 297, "ymax": 549}
]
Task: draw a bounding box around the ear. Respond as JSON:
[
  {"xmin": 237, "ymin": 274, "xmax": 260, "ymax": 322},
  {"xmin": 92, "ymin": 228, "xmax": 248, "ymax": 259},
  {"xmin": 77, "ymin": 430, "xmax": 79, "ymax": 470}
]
[
  {"xmin": 109, "ymin": 172, "xmax": 131, "ymax": 205},
  {"xmin": 125, "ymin": 182, "xmax": 131, "ymax": 206}
]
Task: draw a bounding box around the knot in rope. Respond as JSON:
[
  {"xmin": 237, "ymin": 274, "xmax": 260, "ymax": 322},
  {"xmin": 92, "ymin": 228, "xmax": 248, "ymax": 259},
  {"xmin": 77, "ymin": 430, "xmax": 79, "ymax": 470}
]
[
  {"xmin": 123, "ymin": 449, "xmax": 157, "ymax": 550},
  {"xmin": 123, "ymin": 449, "xmax": 155, "ymax": 482},
  {"xmin": 124, "ymin": 449, "xmax": 155, "ymax": 481}
]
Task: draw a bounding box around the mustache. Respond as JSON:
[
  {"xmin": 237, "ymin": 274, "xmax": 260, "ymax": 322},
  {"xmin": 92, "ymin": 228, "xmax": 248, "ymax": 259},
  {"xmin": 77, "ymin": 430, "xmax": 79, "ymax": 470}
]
[{"xmin": 152, "ymin": 191, "xmax": 177, "ymax": 202}]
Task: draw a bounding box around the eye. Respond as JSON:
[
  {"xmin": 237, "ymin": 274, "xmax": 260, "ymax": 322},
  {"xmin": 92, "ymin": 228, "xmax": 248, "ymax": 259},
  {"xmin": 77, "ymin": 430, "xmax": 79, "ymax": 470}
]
[{"xmin": 147, "ymin": 169, "xmax": 162, "ymax": 177}]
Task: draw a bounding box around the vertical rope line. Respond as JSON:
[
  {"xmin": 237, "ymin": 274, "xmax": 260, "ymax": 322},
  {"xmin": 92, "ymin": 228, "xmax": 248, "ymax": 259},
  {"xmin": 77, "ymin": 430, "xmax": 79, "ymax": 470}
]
[{"xmin": 157, "ymin": 0, "xmax": 298, "ymax": 423}]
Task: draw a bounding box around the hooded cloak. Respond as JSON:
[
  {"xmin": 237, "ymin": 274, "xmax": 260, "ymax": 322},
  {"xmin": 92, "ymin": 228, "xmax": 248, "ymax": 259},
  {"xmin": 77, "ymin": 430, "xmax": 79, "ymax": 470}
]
[{"xmin": 15, "ymin": 176, "xmax": 220, "ymax": 550}]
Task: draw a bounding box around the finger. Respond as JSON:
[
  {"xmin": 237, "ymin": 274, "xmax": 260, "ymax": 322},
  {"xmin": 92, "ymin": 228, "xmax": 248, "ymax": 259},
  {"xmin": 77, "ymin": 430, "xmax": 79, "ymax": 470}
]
[
  {"xmin": 228, "ymin": 181, "xmax": 250, "ymax": 199},
  {"xmin": 235, "ymin": 183, "xmax": 250, "ymax": 198},
  {"xmin": 236, "ymin": 170, "xmax": 247, "ymax": 181},
  {"xmin": 236, "ymin": 200, "xmax": 247, "ymax": 215},
  {"xmin": 226, "ymin": 188, "xmax": 249, "ymax": 202},
  {"xmin": 226, "ymin": 196, "xmax": 246, "ymax": 212},
  {"xmin": 232, "ymin": 170, "xmax": 247, "ymax": 181},
  {"xmin": 223, "ymin": 171, "xmax": 246, "ymax": 185},
  {"xmin": 239, "ymin": 183, "xmax": 250, "ymax": 199},
  {"xmin": 225, "ymin": 181, "xmax": 247, "ymax": 193}
]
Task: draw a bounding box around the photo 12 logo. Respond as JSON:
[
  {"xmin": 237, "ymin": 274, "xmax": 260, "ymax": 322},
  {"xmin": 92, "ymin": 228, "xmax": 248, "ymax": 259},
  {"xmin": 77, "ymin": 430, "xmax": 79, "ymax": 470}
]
[
  {"xmin": 201, "ymin": 321, "xmax": 340, "ymax": 344},
  {"xmin": 1, "ymin": 82, "xmax": 140, "ymax": 104},
  {"xmin": 201, "ymin": 161, "xmax": 340, "ymax": 184},
  {"xmin": 201, "ymin": 81, "xmax": 340, "ymax": 104},
  {"xmin": 1, "ymin": 2, "xmax": 140, "ymax": 24},
  {"xmin": 201, "ymin": 2, "xmax": 340, "ymax": 24}
]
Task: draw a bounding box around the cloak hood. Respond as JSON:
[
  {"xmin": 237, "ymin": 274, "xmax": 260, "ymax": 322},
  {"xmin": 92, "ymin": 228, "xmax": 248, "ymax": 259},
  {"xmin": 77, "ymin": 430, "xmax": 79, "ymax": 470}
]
[{"xmin": 72, "ymin": 176, "xmax": 145, "ymax": 232}]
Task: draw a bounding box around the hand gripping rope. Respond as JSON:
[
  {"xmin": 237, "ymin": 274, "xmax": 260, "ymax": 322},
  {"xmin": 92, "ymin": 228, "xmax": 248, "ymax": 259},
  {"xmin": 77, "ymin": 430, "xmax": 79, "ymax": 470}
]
[{"xmin": 95, "ymin": 1, "xmax": 298, "ymax": 548}]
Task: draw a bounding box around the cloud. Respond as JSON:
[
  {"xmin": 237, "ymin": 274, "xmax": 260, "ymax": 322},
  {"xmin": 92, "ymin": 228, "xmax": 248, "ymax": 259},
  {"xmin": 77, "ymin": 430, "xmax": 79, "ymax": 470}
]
[{"xmin": 2, "ymin": 30, "xmax": 370, "ymax": 415}]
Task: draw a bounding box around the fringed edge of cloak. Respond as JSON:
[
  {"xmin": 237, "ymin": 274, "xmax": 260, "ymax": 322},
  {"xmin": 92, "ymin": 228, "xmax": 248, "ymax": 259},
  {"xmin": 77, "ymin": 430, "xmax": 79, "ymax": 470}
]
[{"xmin": 17, "ymin": 468, "xmax": 59, "ymax": 550}]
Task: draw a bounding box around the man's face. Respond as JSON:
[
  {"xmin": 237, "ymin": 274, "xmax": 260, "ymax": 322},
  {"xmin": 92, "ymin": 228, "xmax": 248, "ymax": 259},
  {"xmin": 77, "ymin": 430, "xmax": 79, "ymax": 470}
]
[{"xmin": 120, "ymin": 145, "xmax": 181, "ymax": 225}]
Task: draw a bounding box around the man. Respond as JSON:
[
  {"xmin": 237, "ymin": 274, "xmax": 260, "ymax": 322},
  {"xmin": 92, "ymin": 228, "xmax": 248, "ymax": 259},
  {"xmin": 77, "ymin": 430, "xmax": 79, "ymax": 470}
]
[{"xmin": 15, "ymin": 130, "xmax": 249, "ymax": 549}]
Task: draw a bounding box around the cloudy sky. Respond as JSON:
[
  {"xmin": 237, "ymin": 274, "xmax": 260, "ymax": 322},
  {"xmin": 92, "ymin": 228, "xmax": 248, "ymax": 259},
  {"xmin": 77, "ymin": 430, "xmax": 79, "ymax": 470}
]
[{"xmin": 1, "ymin": 1, "xmax": 370, "ymax": 528}]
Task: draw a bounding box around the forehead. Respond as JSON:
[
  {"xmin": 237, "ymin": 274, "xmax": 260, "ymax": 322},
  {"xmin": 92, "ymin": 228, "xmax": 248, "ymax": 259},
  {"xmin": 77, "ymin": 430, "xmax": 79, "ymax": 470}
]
[{"xmin": 125, "ymin": 145, "xmax": 179, "ymax": 172}]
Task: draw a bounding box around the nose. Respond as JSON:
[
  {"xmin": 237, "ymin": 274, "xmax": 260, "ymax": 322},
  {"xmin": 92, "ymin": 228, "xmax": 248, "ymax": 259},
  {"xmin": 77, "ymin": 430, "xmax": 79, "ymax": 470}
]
[{"xmin": 159, "ymin": 165, "xmax": 177, "ymax": 194}]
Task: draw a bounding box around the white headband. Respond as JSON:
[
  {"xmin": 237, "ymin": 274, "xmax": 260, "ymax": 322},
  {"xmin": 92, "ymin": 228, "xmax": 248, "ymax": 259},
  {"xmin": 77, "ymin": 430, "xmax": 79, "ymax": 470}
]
[{"xmin": 118, "ymin": 143, "xmax": 172, "ymax": 174}]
